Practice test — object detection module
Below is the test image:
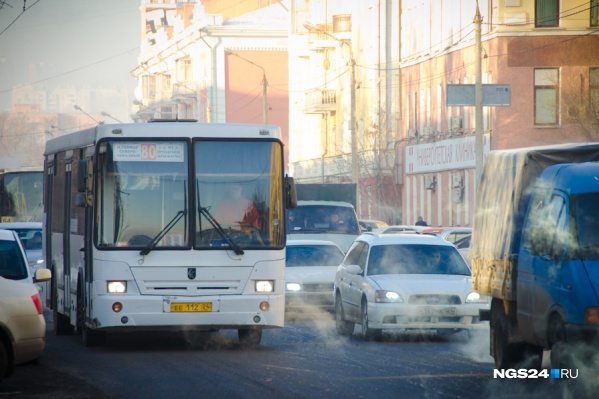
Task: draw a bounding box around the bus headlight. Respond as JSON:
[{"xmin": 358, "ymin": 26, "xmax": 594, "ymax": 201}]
[
  {"xmin": 255, "ymin": 280, "xmax": 274, "ymax": 293},
  {"xmin": 107, "ymin": 281, "xmax": 127, "ymax": 293}
]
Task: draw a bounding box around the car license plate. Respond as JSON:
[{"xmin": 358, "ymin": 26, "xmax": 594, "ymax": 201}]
[
  {"xmin": 170, "ymin": 302, "xmax": 212, "ymax": 312},
  {"xmin": 420, "ymin": 306, "xmax": 456, "ymax": 317}
]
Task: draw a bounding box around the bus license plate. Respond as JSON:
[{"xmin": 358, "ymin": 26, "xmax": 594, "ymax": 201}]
[{"xmin": 170, "ymin": 302, "xmax": 212, "ymax": 312}]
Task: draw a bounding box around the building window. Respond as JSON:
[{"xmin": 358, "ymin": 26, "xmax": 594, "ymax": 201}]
[
  {"xmin": 535, "ymin": 0, "xmax": 559, "ymax": 27},
  {"xmin": 590, "ymin": 68, "xmax": 599, "ymax": 121},
  {"xmin": 592, "ymin": 0, "xmax": 599, "ymax": 27},
  {"xmin": 142, "ymin": 75, "xmax": 156, "ymax": 99},
  {"xmin": 177, "ymin": 58, "xmax": 192, "ymax": 82},
  {"xmin": 534, "ymin": 68, "xmax": 559, "ymax": 126},
  {"xmin": 162, "ymin": 74, "xmax": 171, "ymax": 90}
]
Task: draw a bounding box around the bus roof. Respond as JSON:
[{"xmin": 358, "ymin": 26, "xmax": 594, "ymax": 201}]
[{"xmin": 44, "ymin": 122, "xmax": 282, "ymax": 155}]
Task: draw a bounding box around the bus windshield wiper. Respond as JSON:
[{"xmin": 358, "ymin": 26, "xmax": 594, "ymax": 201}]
[
  {"xmin": 140, "ymin": 209, "xmax": 186, "ymax": 256},
  {"xmin": 198, "ymin": 206, "xmax": 244, "ymax": 255}
]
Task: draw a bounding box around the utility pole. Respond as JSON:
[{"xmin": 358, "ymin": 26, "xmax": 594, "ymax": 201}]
[
  {"xmin": 474, "ymin": 1, "xmax": 483, "ymax": 187},
  {"xmin": 225, "ymin": 50, "xmax": 268, "ymax": 124}
]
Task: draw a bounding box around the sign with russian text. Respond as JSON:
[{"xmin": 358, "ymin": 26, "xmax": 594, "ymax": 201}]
[
  {"xmin": 405, "ymin": 134, "xmax": 490, "ymax": 174},
  {"xmin": 113, "ymin": 142, "xmax": 185, "ymax": 162}
]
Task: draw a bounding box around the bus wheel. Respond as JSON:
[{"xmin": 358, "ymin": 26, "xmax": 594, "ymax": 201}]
[
  {"xmin": 52, "ymin": 277, "xmax": 73, "ymax": 336},
  {"xmin": 238, "ymin": 327, "xmax": 262, "ymax": 347},
  {"xmin": 0, "ymin": 339, "xmax": 10, "ymax": 381},
  {"xmin": 82, "ymin": 325, "xmax": 106, "ymax": 347}
]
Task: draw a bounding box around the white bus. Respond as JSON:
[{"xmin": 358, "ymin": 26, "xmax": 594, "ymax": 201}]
[{"xmin": 44, "ymin": 121, "xmax": 296, "ymax": 346}]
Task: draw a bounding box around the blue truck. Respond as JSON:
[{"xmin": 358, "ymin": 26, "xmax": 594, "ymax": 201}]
[{"xmin": 471, "ymin": 143, "xmax": 599, "ymax": 369}]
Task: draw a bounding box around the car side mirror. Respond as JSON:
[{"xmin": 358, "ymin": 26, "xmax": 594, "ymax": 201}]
[
  {"xmin": 345, "ymin": 264, "xmax": 362, "ymax": 275},
  {"xmin": 33, "ymin": 268, "xmax": 52, "ymax": 283}
]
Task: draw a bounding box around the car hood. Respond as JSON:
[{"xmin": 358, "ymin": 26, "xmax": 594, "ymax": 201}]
[
  {"xmin": 287, "ymin": 233, "xmax": 356, "ymax": 253},
  {"xmin": 285, "ymin": 266, "xmax": 337, "ymax": 284},
  {"xmin": 368, "ymin": 274, "xmax": 474, "ymax": 295}
]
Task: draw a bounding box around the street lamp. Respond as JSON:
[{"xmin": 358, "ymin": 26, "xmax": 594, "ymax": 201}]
[
  {"xmin": 74, "ymin": 105, "xmax": 102, "ymax": 124},
  {"xmin": 101, "ymin": 112, "xmax": 123, "ymax": 123},
  {"xmin": 304, "ymin": 22, "xmax": 358, "ymax": 188},
  {"xmin": 133, "ymin": 100, "xmax": 162, "ymax": 121},
  {"xmin": 224, "ymin": 49, "xmax": 268, "ymax": 124}
]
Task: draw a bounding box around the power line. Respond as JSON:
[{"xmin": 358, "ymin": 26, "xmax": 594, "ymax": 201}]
[
  {"xmin": 0, "ymin": 47, "xmax": 138, "ymax": 95},
  {"xmin": 0, "ymin": 0, "xmax": 41, "ymax": 36}
]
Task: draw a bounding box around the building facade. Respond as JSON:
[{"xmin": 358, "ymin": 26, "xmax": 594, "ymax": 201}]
[
  {"xmin": 289, "ymin": 0, "xmax": 599, "ymax": 226},
  {"xmin": 131, "ymin": 0, "xmax": 290, "ymax": 163}
]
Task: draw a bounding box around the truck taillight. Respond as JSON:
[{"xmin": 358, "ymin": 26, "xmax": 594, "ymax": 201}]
[
  {"xmin": 31, "ymin": 293, "xmax": 43, "ymax": 315},
  {"xmin": 585, "ymin": 307, "xmax": 599, "ymax": 324}
]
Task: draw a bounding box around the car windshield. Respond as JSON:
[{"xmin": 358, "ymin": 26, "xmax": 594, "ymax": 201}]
[
  {"xmin": 286, "ymin": 245, "xmax": 345, "ymax": 267},
  {"xmin": 287, "ymin": 205, "xmax": 360, "ymax": 235},
  {"xmin": 0, "ymin": 238, "xmax": 28, "ymax": 280},
  {"xmin": 575, "ymin": 193, "xmax": 599, "ymax": 259},
  {"xmin": 366, "ymin": 244, "xmax": 470, "ymax": 276}
]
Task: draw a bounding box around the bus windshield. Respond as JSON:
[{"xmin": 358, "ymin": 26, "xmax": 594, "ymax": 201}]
[
  {"xmin": 195, "ymin": 140, "xmax": 284, "ymax": 249},
  {"xmin": 96, "ymin": 141, "xmax": 189, "ymax": 249},
  {"xmin": 0, "ymin": 170, "xmax": 43, "ymax": 223},
  {"xmin": 95, "ymin": 139, "xmax": 284, "ymax": 250}
]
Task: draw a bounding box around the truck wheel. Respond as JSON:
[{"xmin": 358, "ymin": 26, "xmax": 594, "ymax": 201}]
[
  {"xmin": 549, "ymin": 315, "xmax": 573, "ymax": 369},
  {"xmin": 335, "ymin": 294, "xmax": 355, "ymax": 336},
  {"xmin": 492, "ymin": 310, "xmax": 520, "ymax": 369}
]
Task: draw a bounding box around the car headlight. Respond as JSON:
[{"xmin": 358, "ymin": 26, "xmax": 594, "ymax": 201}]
[
  {"xmin": 107, "ymin": 281, "xmax": 127, "ymax": 293},
  {"xmin": 255, "ymin": 280, "xmax": 274, "ymax": 293},
  {"xmin": 466, "ymin": 291, "xmax": 488, "ymax": 303},
  {"xmin": 375, "ymin": 290, "xmax": 403, "ymax": 303},
  {"xmin": 286, "ymin": 282, "xmax": 302, "ymax": 291}
]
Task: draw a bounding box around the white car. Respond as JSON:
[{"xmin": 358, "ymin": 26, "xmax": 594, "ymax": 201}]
[
  {"xmin": 334, "ymin": 233, "xmax": 488, "ymax": 341},
  {"xmin": 285, "ymin": 240, "xmax": 346, "ymax": 316},
  {"xmin": 0, "ymin": 222, "xmax": 44, "ymax": 268},
  {"xmin": 378, "ymin": 225, "xmax": 428, "ymax": 235},
  {"xmin": 0, "ymin": 222, "xmax": 47, "ymax": 305},
  {"xmin": 0, "ymin": 229, "xmax": 51, "ymax": 382}
]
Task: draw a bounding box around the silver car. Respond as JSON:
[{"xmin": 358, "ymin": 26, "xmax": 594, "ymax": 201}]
[
  {"xmin": 285, "ymin": 240, "xmax": 345, "ymax": 317},
  {"xmin": 334, "ymin": 233, "xmax": 488, "ymax": 341}
]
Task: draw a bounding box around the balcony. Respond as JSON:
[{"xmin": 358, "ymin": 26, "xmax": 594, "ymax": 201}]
[{"xmin": 304, "ymin": 88, "xmax": 336, "ymax": 114}]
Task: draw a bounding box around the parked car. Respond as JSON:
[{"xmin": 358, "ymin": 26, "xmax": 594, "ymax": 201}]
[
  {"xmin": 359, "ymin": 219, "xmax": 389, "ymax": 232},
  {"xmin": 453, "ymin": 234, "xmax": 472, "ymax": 267},
  {"xmin": 420, "ymin": 227, "xmax": 472, "ymax": 244},
  {"xmin": 334, "ymin": 233, "xmax": 488, "ymax": 341},
  {"xmin": 285, "ymin": 240, "xmax": 346, "ymax": 317},
  {"xmin": 0, "ymin": 228, "xmax": 51, "ymax": 382}
]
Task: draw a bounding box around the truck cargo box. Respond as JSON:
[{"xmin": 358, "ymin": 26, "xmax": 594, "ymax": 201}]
[{"xmin": 471, "ymin": 143, "xmax": 599, "ymax": 300}]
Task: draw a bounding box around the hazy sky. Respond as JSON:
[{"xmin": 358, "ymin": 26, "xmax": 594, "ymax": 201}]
[{"xmin": 0, "ymin": 0, "xmax": 140, "ymax": 120}]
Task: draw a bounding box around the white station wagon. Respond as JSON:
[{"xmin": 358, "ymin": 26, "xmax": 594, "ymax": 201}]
[{"xmin": 334, "ymin": 233, "xmax": 488, "ymax": 341}]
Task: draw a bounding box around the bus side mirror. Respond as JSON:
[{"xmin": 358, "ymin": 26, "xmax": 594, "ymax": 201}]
[
  {"xmin": 77, "ymin": 159, "xmax": 93, "ymax": 207},
  {"xmin": 77, "ymin": 159, "xmax": 88, "ymax": 193},
  {"xmin": 286, "ymin": 176, "xmax": 297, "ymax": 209}
]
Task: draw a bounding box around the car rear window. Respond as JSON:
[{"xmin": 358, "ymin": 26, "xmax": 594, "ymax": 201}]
[
  {"xmin": 0, "ymin": 239, "xmax": 28, "ymax": 280},
  {"xmin": 366, "ymin": 244, "xmax": 470, "ymax": 276}
]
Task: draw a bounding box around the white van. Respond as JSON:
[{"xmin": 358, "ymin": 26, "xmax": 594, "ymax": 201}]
[{"xmin": 287, "ymin": 200, "xmax": 361, "ymax": 253}]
